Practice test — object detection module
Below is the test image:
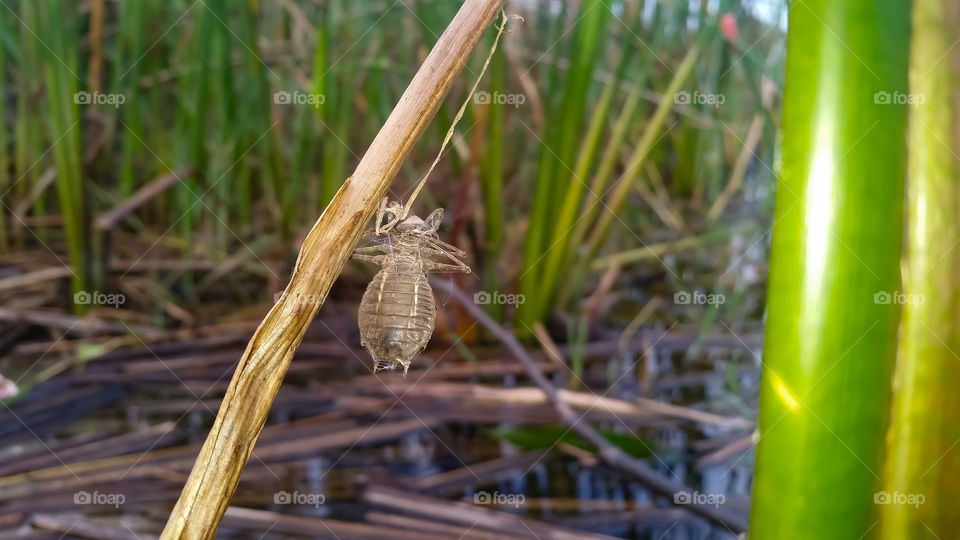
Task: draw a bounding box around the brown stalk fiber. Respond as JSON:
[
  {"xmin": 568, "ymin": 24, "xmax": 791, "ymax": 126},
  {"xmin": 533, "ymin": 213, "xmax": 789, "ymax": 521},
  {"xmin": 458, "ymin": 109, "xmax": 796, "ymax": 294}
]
[{"xmin": 159, "ymin": 1, "xmax": 504, "ymax": 537}]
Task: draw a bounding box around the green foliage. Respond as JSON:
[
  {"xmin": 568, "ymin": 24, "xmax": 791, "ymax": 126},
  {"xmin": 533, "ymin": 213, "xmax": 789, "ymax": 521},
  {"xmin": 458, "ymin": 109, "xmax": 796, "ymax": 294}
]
[
  {"xmin": 36, "ymin": 0, "xmax": 87, "ymax": 308},
  {"xmin": 0, "ymin": 1, "xmax": 785, "ymax": 321},
  {"xmin": 489, "ymin": 425, "xmax": 654, "ymax": 460}
]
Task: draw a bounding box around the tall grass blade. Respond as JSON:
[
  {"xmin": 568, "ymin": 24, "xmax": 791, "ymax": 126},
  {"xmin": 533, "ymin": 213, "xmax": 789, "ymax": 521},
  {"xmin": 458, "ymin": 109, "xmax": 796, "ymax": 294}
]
[
  {"xmin": 517, "ymin": 0, "xmax": 611, "ymax": 328},
  {"xmin": 38, "ymin": 0, "xmax": 87, "ymax": 307}
]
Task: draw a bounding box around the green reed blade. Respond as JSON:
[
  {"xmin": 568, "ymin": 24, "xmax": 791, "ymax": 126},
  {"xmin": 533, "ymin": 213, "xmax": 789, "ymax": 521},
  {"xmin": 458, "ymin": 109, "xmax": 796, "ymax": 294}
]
[
  {"xmin": 517, "ymin": 0, "xmax": 611, "ymax": 329},
  {"xmin": 880, "ymin": 1, "xmax": 960, "ymax": 537},
  {"xmin": 749, "ymin": 1, "xmax": 910, "ymax": 537}
]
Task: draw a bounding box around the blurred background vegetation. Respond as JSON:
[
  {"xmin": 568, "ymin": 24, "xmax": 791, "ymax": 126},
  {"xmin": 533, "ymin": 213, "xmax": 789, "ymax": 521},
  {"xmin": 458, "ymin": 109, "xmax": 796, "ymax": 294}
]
[{"xmin": 0, "ymin": 0, "xmax": 784, "ymax": 332}]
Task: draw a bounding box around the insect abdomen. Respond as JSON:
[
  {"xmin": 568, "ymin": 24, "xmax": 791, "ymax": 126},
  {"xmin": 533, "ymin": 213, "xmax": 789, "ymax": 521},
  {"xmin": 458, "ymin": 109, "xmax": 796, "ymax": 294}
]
[{"xmin": 358, "ymin": 263, "xmax": 436, "ymax": 373}]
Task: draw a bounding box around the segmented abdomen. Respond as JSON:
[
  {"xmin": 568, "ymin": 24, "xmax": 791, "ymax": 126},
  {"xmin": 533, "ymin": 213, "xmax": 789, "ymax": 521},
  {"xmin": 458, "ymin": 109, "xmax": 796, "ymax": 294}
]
[{"xmin": 358, "ymin": 260, "xmax": 436, "ymax": 373}]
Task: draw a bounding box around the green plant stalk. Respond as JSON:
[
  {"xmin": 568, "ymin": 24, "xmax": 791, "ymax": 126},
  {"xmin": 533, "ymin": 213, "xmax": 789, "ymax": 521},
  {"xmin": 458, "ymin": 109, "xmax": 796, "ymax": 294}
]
[
  {"xmin": 0, "ymin": 5, "xmax": 9, "ymax": 252},
  {"xmin": 532, "ymin": 83, "xmax": 612, "ymax": 314},
  {"xmin": 117, "ymin": 0, "xmax": 144, "ymax": 196},
  {"xmin": 414, "ymin": 0, "xmax": 463, "ymax": 177},
  {"xmin": 517, "ymin": 0, "xmax": 611, "ymax": 327},
  {"xmin": 690, "ymin": 7, "xmax": 730, "ymax": 206},
  {"xmin": 479, "ymin": 37, "xmax": 505, "ymax": 318},
  {"xmin": 749, "ymin": 1, "xmax": 910, "ymax": 537},
  {"xmin": 554, "ymin": 44, "xmax": 699, "ymax": 311},
  {"xmin": 534, "ymin": 4, "xmax": 642, "ymax": 319},
  {"xmin": 174, "ymin": 1, "xmax": 215, "ymax": 296},
  {"xmin": 321, "ymin": 40, "xmax": 352, "ymax": 209},
  {"xmin": 12, "ymin": 86, "xmax": 31, "ymax": 249},
  {"xmin": 39, "ymin": 0, "xmax": 87, "ymax": 306},
  {"xmin": 583, "ymin": 44, "xmax": 699, "ymax": 259},
  {"xmin": 301, "ymin": 2, "xmax": 329, "ymax": 214},
  {"xmin": 880, "ymin": 1, "xmax": 960, "ymax": 537},
  {"xmin": 235, "ymin": 0, "xmax": 269, "ymax": 226},
  {"xmin": 541, "ymin": 0, "xmax": 568, "ymax": 108},
  {"xmin": 518, "ymin": 0, "xmax": 570, "ymax": 274},
  {"xmin": 553, "ymin": 87, "xmax": 643, "ymax": 311},
  {"xmin": 319, "ymin": 0, "xmax": 346, "ymax": 207},
  {"xmin": 15, "ymin": 1, "xmax": 43, "ymax": 245},
  {"xmin": 566, "ymin": 312, "xmax": 589, "ymax": 388},
  {"xmin": 546, "ymin": 0, "xmax": 612, "ymax": 212},
  {"xmin": 211, "ymin": 0, "xmax": 234, "ymax": 253}
]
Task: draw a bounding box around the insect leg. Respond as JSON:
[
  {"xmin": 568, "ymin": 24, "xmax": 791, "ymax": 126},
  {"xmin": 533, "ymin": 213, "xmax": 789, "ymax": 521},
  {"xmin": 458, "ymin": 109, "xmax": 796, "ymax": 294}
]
[
  {"xmin": 352, "ymin": 254, "xmax": 386, "ymax": 265},
  {"xmin": 423, "ymin": 259, "xmax": 471, "ymax": 273},
  {"xmin": 375, "ymin": 197, "xmax": 388, "ymax": 234},
  {"xmin": 376, "ymin": 198, "xmax": 403, "ymax": 234},
  {"xmin": 353, "ymin": 245, "xmax": 386, "ymax": 255},
  {"xmin": 420, "ymin": 244, "xmax": 470, "ymax": 272},
  {"xmin": 424, "ymin": 236, "xmax": 467, "ymax": 258},
  {"xmin": 360, "ymin": 229, "xmax": 381, "ymax": 243}
]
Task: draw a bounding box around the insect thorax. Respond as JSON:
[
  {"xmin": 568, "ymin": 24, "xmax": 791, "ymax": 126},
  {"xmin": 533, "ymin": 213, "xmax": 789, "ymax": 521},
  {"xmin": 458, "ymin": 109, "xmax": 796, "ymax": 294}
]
[{"xmin": 355, "ymin": 205, "xmax": 467, "ymax": 375}]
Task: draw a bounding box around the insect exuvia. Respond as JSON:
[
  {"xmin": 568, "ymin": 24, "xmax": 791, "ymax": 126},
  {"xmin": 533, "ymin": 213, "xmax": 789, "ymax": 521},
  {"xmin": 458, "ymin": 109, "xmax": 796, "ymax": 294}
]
[{"xmin": 353, "ymin": 199, "xmax": 470, "ymax": 374}]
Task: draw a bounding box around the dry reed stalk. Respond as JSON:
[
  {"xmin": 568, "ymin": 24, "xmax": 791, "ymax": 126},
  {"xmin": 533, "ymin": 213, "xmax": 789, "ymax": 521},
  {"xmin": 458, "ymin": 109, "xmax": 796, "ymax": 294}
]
[
  {"xmin": 431, "ymin": 278, "xmax": 750, "ymax": 532},
  {"xmin": 160, "ymin": 1, "xmax": 504, "ymax": 537}
]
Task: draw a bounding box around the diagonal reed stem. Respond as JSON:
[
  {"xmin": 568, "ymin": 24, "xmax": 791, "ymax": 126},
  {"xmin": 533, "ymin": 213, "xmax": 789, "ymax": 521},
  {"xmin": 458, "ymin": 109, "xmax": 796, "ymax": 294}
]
[{"xmin": 160, "ymin": 1, "xmax": 504, "ymax": 537}]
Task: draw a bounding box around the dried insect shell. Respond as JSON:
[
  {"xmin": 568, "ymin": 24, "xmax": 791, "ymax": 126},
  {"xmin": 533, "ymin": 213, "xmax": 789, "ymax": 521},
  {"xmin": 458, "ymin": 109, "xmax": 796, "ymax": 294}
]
[
  {"xmin": 358, "ymin": 258, "xmax": 436, "ymax": 374},
  {"xmin": 354, "ymin": 205, "xmax": 470, "ymax": 375}
]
